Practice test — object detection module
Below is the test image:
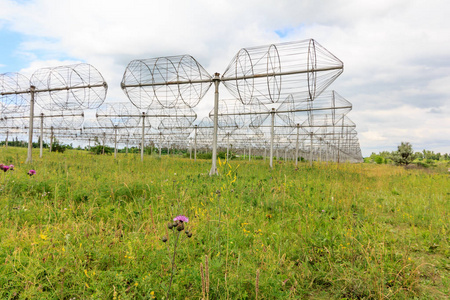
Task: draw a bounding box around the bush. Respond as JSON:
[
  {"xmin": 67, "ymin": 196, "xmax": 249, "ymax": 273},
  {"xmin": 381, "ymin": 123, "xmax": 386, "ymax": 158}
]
[
  {"xmin": 196, "ymin": 152, "xmax": 212, "ymax": 159},
  {"xmin": 51, "ymin": 142, "xmax": 67, "ymax": 153},
  {"xmin": 373, "ymin": 155, "xmax": 384, "ymax": 164},
  {"xmin": 89, "ymin": 145, "xmax": 114, "ymax": 155}
]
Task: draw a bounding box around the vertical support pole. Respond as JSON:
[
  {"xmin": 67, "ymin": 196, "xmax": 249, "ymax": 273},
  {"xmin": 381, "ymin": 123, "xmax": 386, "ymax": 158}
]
[
  {"xmin": 264, "ymin": 143, "xmax": 267, "ymax": 161},
  {"xmin": 269, "ymin": 108, "xmax": 275, "ymax": 168},
  {"xmin": 295, "ymin": 124, "xmax": 300, "ymax": 166},
  {"xmin": 88, "ymin": 138, "xmax": 91, "ymax": 151},
  {"xmin": 39, "ymin": 113, "xmax": 44, "ymax": 158},
  {"xmin": 126, "ymin": 139, "xmax": 129, "ymax": 155},
  {"xmin": 159, "ymin": 132, "xmax": 162, "ymax": 157},
  {"xmin": 26, "ymin": 85, "xmax": 36, "ymax": 163},
  {"xmin": 345, "ymin": 126, "xmax": 349, "ymax": 162},
  {"xmin": 194, "ymin": 125, "xmax": 198, "ymax": 161},
  {"xmin": 309, "ymin": 132, "xmax": 313, "ymax": 167},
  {"xmin": 301, "ymin": 141, "xmax": 304, "ymax": 162},
  {"xmin": 276, "ymin": 145, "xmax": 279, "ymax": 161},
  {"xmin": 332, "ymin": 119, "xmax": 336, "ymax": 162},
  {"xmin": 226, "ymin": 134, "xmax": 230, "ymax": 162},
  {"xmin": 114, "ymin": 125, "xmax": 118, "ymax": 159},
  {"xmin": 209, "ymin": 73, "xmax": 220, "ymax": 176},
  {"xmin": 102, "ymin": 132, "xmax": 106, "ymax": 155},
  {"xmin": 337, "ymin": 118, "xmax": 344, "ymax": 164},
  {"xmin": 319, "ymin": 138, "xmax": 323, "ymax": 162},
  {"xmin": 249, "ymin": 143, "xmax": 251, "ymax": 162},
  {"xmin": 337, "ymin": 135, "xmax": 341, "ymax": 164},
  {"xmin": 49, "ymin": 127, "xmax": 54, "ymax": 152},
  {"xmin": 5, "ymin": 130, "xmax": 9, "ymax": 148},
  {"xmin": 141, "ymin": 112, "xmax": 145, "ymax": 162}
]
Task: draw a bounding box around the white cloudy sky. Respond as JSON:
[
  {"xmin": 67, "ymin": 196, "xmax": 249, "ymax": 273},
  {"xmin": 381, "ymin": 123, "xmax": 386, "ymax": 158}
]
[{"xmin": 0, "ymin": 0, "xmax": 449, "ymax": 156}]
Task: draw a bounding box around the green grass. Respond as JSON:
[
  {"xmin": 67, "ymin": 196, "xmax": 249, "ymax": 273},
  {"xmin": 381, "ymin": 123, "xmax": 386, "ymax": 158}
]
[{"xmin": 0, "ymin": 147, "xmax": 449, "ymax": 299}]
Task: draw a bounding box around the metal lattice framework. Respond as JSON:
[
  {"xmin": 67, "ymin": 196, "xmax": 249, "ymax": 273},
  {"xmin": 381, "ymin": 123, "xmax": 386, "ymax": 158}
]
[
  {"xmin": 120, "ymin": 39, "xmax": 351, "ymax": 174},
  {"xmin": 94, "ymin": 101, "xmax": 197, "ymax": 160},
  {"xmin": 0, "ymin": 63, "xmax": 108, "ymax": 162},
  {"xmin": 1, "ymin": 40, "xmax": 363, "ymax": 166},
  {"xmin": 208, "ymin": 90, "xmax": 357, "ymax": 166}
]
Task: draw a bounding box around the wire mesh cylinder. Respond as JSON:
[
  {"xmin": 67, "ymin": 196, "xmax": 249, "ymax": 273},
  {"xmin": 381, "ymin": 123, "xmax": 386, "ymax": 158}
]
[
  {"xmin": 222, "ymin": 39, "xmax": 343, "ymax": 105},
  {"xmin": 121, "ymin": 55, "xmax": 212, "ymax": 109},
  {"xmin": 0, "ymin": 72, "xmax": 30, "ymax": 114},
  {"xmin": 31, "ymin": 63, "xmax": 107, "ymax": 110}
]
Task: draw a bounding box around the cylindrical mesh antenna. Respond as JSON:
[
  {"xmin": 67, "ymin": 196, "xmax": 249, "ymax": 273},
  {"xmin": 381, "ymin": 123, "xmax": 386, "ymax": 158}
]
[
  {"xmin": 96, "ymin": 102, "xmax": 141, "ymax": 128},
  {"xmin": 222, "ymin": 39, "xmax": 343, "ymax": 104},
  {"xmin": 40, "ymin": 111, "xmax": 85, "ymax": 129},
  {"xmin": 0, "ymin": 73, "xmax": 30, "ymax": 114},
  {"xmin": 31, "ymin": 63, "xmax": 108, "ymax": 110},
  {"xmin": 290, "ymin": 91, "xmax": 352, "ymax": 127},
  {"xmin": 121, "ymin": 55, "xmax": 212, "ymax": 109}
]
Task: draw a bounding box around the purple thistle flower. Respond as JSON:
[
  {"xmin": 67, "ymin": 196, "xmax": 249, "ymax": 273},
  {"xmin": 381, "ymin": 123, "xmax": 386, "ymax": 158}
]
[
  {"xmin": 173, "ymin": 215, "xmax": 189, "ymax": 223},
  {"xmin": 28, "ymin": 169, "xmax": 36, "ymax": 176},
  {"xmin": 9, "ymin": 165, "xmax": 14, "ymax": 171},
  {"xmin": 2, "ymin": 165, "xmax": 9, "ymax": 172}
]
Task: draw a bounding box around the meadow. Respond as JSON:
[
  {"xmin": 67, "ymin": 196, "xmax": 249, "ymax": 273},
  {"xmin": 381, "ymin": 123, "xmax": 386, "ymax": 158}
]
[{"xmin": 0, "ymin": 147, "xmax": 449, "ymax": 299}]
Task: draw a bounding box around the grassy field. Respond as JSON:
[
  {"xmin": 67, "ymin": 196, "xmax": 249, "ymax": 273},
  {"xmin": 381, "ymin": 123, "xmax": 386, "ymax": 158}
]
[{"xmin": 0, "ymin": 147, "xmax": 449, "ymax": 299}]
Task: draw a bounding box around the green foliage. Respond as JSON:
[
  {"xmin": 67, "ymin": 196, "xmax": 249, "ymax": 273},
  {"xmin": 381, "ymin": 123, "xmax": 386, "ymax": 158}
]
[
  {"xmin": 117, "ymin": 146, "xmax": 140, "ymax": 154},
  {"xmin": 367, "ymin": 151, "xmax": 391, "ymax": 164},
  {"xmin": 373, "ymin": 154, "xmax": 384, "ymax": 164},
  {"xmin": 50, "ymin": 140, "xmax": 68, "ymax": 153},
  {"xmin": 89, "ymin": 144, "xmax": 114, "ymax": 155},
  {"xmin": 196, "ymin": 152, "xmax": 212, "ymax": 159},
  {"xmin": 0, "ymin": 147, "xmax": 449, "ymax": 299},
  {"xmin": 392, "ymin": 142, "xmax": 415, "ymax": 165},
  {"xmin": 368, "ymin": 147, "xmax": 449, "ymax": 166}
]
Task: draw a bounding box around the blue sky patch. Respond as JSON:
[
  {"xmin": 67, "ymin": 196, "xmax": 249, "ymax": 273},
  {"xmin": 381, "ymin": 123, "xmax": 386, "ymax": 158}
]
[
  {"xmin": 275, "ymin": 26, "xmax": 300, "ymax": 38},
  {"xmin": 0, "ymin": 28, "xmax": 81, "ymax": 73},
  {"xmin": 0, "ymin": 28, "xmax": 25, "ymax": 72}
]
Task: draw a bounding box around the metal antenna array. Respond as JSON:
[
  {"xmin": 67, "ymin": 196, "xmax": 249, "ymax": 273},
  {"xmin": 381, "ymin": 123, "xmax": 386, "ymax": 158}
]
[
  {"xmin": 121, "ymin": 39, "xmax": 344, "ymax": 175},
  {"xmin": 0, "ymin": 63, "xmax": 108, "ymax": 162},
  {"xmin": 1, "ymin": 40, "xmax": 363, "ymax": 167}
]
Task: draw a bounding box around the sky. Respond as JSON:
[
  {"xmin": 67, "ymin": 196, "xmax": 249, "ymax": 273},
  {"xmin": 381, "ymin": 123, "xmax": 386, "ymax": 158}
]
[{"xmin": 0, "ymin": 0, "xmax": 449, "ymax": 157}]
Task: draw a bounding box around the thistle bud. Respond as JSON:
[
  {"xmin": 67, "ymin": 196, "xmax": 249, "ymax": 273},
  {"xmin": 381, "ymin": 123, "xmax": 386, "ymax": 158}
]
[
  {"xmin": 168, "ymin": 222, "xmax": 174, "ymax": 229},
  {"xmin": 161, "ymin": 236, "xmax": 168, "ymax": 243},
  {"xmin": 176, "ymin": 223, "xmax": 184, "ymax": 231},
  {"xmin": 187, "ymin": 232, "xmax": 192, "ymax": 238}
]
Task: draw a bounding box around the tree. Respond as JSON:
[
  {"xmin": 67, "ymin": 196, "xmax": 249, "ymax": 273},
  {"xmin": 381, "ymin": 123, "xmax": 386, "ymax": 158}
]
[
  {"xmin": 415, "ymin": 152, "xmax": 424, "ymax": 160},
  {"xmin": 392, "ymin": 142, "xmax": 415, "ymax": 165}
]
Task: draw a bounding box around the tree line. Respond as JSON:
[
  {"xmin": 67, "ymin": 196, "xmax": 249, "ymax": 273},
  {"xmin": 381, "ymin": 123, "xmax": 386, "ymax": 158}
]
[{"xmin": 366, "ymin": 142, "xmax": 450, "ymax": 166}]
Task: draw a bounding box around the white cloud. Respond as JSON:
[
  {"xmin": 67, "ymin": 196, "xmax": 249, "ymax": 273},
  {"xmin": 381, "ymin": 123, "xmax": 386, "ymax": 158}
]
[{"xmin": 1, "ymin": 0, "xmax": 450, "ymax": 156}]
